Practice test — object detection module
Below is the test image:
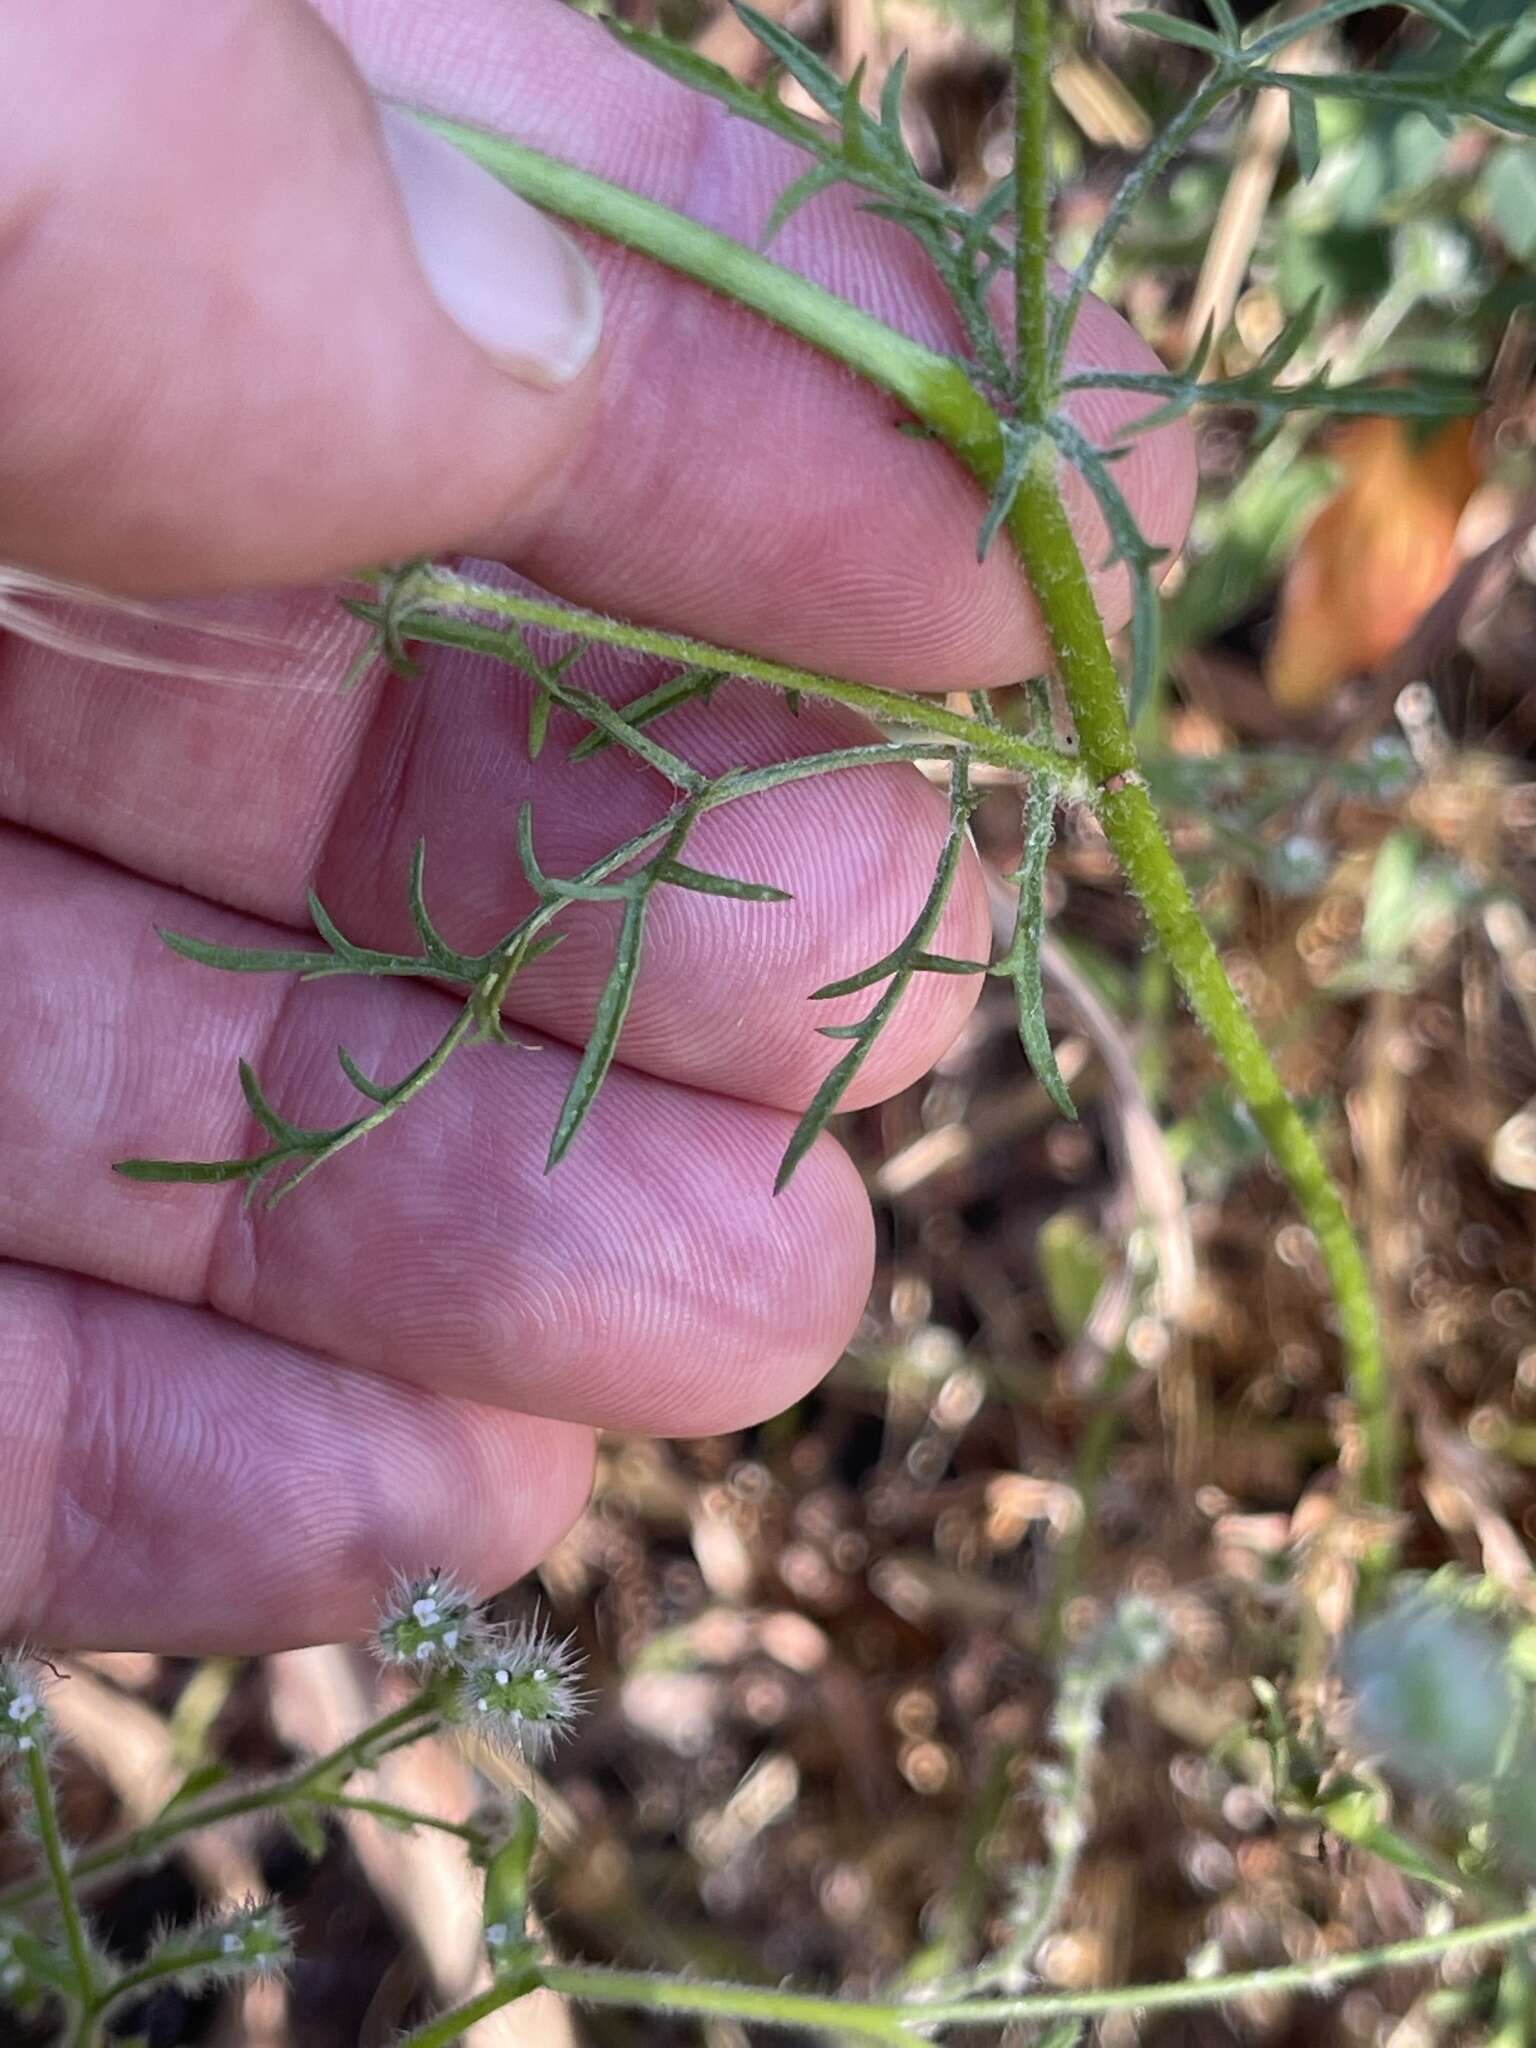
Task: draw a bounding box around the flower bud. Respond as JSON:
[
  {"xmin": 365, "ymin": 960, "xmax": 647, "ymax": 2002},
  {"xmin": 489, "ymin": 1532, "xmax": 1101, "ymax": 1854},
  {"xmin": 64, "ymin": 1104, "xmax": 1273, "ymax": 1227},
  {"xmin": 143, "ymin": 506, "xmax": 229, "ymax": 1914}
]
[
  {"xmin": 0, "ymin": 1664, "xmax": 47, "ymax": 1759},
  {"xmin": 457, "ymin": 1624, "xmax": 586, "ymax": 1758},
  {"xmin": 375, "ymin": 1570, "xmax": 484, "ymax": 1671}
]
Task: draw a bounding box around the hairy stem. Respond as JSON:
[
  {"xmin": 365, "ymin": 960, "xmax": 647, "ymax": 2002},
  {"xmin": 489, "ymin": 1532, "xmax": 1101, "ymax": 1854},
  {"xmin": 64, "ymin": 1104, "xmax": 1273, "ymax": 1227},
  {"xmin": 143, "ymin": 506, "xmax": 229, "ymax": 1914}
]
[
  {"xmin": 1005, "ymin": 452, "xmax": 1391, "ymax": 1504},
  {"xmin": 556, "ymin": 1905, "xmax": 1536, "ymax": 2024},
  {"xmin": 421, "ymin": 109, "xmax": 1393, "ymax": 1512},
  {"xmin": 88, "ymin": 1940, "xmax": 238, "ymax": 2027},
  {"xmin": 1012, "ymin": 0, "xmax": 1052, "ymax": 419},
  {"xmin": 398, "ymin": 571, "xmax": 1082, "ymax": 791},
  {"xmin": 395, "ymin": 1968, "xmax": 548, "ymax": 2048},
  {"xmin": 0, "ymin": 1694, "xmax": 444, "ymax": 1916},
  {"xmin": 1003, "ymin": 7, "xmax": 1391, "ymax": 1510},
  {"xmin": 415, "ymin": 118, "xmax": 972, "ymax": 425},
  {"xmin": 391, "ymin": 1902, "xmax": 1536, "ymax": 2041},
  {"xmin": 25, "ymin": 1747, "xmax": 96, "ymax": 2022}
]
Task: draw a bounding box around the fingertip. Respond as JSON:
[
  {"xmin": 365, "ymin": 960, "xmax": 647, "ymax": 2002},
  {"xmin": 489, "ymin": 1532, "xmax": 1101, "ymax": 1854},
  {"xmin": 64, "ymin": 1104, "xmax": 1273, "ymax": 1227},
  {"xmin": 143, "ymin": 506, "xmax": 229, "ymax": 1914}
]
[{"xmin": 0, "ymin": 1262, "xmax": 602, "ymax": 1652}]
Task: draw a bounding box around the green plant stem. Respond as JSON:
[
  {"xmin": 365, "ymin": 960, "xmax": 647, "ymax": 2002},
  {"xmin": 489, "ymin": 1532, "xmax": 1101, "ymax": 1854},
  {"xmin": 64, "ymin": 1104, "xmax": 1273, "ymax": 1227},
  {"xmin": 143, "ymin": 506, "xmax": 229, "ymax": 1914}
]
[
  {"xmin": 424, "ymin": 111, "xmax": 1393, "ymax": 1512},
  {"xmin": 1012, "ymin": 0, "xmax": 1052, "ymax": 420},
  {"xmin": 87, "ymin": 1940, "xmax": 239, "ymax": 2028},
  {"xmin": 1004, "ymin": 455, "xmax": 1391, "ymax": 1507},
  {"xmin": 398, "ymin": 571, "xmax": 1081, "ymax": 791},
  {"xmin": 415, "ymin": 118, "xmax": 973, "ymax": 426},
  {"xmin": 25, "ymin": 1747, "xmax": 95, "ymax": 2019},
  {"xmin": 322, "ymin": 1791, "xmax": 484, "ymax": 1842},
  {"xmin": 392, "ymin": 1968, "xmax": 577, "ymax": 2048},
  {"xmin": 1001, "ymin": 0, "xmax": 1391, "ymax": 1508},
  {"xmin": 0, "ymin": 1695, "xmax": 445, "ymax": 1916},
  {"xmin": 395, "ymin": 1904, "xmax": 1536, "ymax": 2041}
]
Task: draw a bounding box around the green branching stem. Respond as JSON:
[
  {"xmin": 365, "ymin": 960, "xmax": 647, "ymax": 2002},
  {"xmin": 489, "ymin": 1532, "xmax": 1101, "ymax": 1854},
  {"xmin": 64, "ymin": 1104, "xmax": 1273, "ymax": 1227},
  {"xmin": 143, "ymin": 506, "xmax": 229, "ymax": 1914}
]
[
  {"xmin": 85, "ymin": 1941, "xmax": 246, "ymax": 2032},
  {"xmin": 0, "ymin": 1693, "xmax": 446, "ymax": 1916},
  {"xmin": 393, "ymin": 569, "xmax": 1081, "ymax": 792},
  {"xmin": 1003, "ymin": 4, "xmax": 1391, "ymax": 1512},
  {"xmin": 397, "ymin": 1904, "xmax": 1536, "ymax": 2042},
  {"xmin": 24, "ymin": 1747, "xmax": 96, "ymax": 2024},
  {"xmin": 1004, "ymin": 451, "xmax": 1391, "ymax": 1507},
  {"xmin": 396, "ymin": 1974, "xmax": 550, "ymax": 2048},
  {"xmin": 421, "ymin": 97, "xmax": 1393, "ymax": 1507},
  {"xmin": 416, "ymin": 118, "xmax": 964, "ymax": 420}
]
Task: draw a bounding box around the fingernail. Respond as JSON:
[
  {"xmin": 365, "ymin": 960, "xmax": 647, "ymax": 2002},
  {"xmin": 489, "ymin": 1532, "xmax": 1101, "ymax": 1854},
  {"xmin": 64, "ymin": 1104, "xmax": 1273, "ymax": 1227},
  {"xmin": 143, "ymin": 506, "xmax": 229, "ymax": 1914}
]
[{"xmin": 378, "ymin": 104, "xmax": 602, "ymax": 388}]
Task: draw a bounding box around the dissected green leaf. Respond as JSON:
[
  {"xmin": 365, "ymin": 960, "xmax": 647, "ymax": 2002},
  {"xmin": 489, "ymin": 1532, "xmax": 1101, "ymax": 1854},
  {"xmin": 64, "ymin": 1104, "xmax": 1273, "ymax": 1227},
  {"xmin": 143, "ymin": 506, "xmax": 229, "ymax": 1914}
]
[
  {"xmin": 569, "ymin": 667, "xmax": 725, "ymax": 761},
  {"xmin": 527, "ymin": 688, "xmax": 551, "ymax": 761},
  {"xmin": 547, "ymin": 890, "xmax": 649, "ymax": 1169},
  {"xmin": 977, "ymin": 422, "xmax": 1036, "ymax": 563},
  {"xmin": 113, "ymin": 1152, "xmax": 274, "ymax": 1187},
  {"xmin": 777, "ymin": 766, "xmax": 978, "ymax": 1189},
  {"xmin": 734, "ymin": 0, "xmax": 845, "ymax": 116},
  {"xmin": 407, "ymin": 843, "xmax": 488, "ymax": 978},
  {"xmin": 337, "ymin": 1045, "xmax": 394, "ymax": 1105},
  {"xmin": 879, "ymin": 49, "xmax": 911, "ymax": 146},
  {"xmin": 517, "ymin": 804, "xmax": 633, "ymax": 903},
  {"xmin": 762, "ymin": 160, "xmax": 845, "ymax": 245},
  {"xmin": 602, "ymin": 14, "xmax": 817, "ymax": 143},
  {"xmin": 1118, "ymin": 10, "xmax": 1233, "ymax": 54},
  {"xmin": 239, "ymin": 1060, "xmax": 302, "ymax": 1144},
  {"xmin": 661, "ymin": 860, "xmax": 792, "ymax": 902},
  {"xmin": 1049, "ymin": 416, "xmax": 1165, "ymax": 719},
  {"xmin": 1291, "ymin": 89, "xmax": 1321, "ymax": 179},
  {"xmin": 156, "ymin": 928, "xmax": 327, "ymax": 976},
  {"xmin": 149, "ymin": 1761, "xmax": 232, "ymax": 1824}
]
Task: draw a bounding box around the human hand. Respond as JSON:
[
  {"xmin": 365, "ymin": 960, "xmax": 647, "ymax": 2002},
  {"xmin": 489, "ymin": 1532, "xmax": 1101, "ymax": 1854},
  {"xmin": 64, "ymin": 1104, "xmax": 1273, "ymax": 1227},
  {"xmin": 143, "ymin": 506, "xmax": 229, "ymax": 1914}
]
[{"xmin": 0, "ymin": 0, "xmax": 1195, "ymax": 1652}]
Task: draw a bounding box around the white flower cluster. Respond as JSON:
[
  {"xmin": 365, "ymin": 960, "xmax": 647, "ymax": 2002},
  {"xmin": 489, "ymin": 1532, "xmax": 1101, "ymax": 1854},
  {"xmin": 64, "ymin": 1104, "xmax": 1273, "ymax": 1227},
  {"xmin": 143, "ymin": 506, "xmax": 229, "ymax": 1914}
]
[
  {"xmin": 0, "ymin": 1665, "xmax": 46, "ymax": 1759},
  {"xmin": 147, "ymin": 1902, "xmax": 293, "ymax": 1992},
  {"xmin": 375, "ymin": 1569, "xmax": 485, "ymax": 1670},
  {"xmin": 211, "ymin": 1902, "xmax": 291, "ymax": 1980},
  {"xmin": 374, "ymin": 1577, "xmax": 588, "ymax": 1760},
  {"xmin": 459, "ymin": 1622, "xmax": 588, "ymax": 1760}
]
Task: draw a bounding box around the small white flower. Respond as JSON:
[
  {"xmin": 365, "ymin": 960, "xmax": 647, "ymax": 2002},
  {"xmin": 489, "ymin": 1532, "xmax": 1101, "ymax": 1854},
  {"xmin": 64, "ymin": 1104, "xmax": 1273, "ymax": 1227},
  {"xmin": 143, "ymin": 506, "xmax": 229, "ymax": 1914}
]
[
  {"xmin": 457, "ymin": 1622, "xmax": 587, "ymax": 1758},
  {"xmin": 375, "ymin": 1570, "xmax": 483, "ymax": 1671}
]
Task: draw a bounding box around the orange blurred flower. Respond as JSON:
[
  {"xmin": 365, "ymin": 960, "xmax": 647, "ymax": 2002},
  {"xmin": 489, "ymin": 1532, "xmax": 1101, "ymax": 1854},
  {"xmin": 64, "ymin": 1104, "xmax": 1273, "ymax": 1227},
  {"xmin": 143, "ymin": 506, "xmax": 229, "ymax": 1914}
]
[{"xmin": 1265, "ymin": 415, "xmax": 1480, "ymax": 712}]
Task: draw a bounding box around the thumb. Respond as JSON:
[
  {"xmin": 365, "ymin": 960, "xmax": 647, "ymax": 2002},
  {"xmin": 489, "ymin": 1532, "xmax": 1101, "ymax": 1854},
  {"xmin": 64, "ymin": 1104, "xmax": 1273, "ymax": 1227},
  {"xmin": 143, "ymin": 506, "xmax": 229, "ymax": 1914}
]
[{"xmin": 0, "ymin": 0, "xmax": 602, "ymax": 593}]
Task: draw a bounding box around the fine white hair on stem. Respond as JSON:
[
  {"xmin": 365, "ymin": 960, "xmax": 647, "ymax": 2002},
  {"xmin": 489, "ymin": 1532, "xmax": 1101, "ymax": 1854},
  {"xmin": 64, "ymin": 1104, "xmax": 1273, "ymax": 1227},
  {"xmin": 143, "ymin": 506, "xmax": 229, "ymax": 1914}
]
[{"xmin": 0, "ymin": 564, "xmax": 308, "ymax": 688}]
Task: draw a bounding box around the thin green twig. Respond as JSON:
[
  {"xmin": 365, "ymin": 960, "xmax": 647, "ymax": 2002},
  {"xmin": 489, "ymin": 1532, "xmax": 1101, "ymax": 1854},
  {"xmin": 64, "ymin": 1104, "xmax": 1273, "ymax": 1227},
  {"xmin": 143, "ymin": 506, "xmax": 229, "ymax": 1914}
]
[
  {"xmin": 398, "ymin": 1904, "xmax": 1536, "ymax": 2041},
  {"xmin": 390, "ymin": 569, "xmax": 1083, "ymax": 791},
  {"xmin": 24, "ymin": 1748, "xmax": 96, "ymax": 2020},
  {"xmin": 0, "ymin": 1694, "xmax": 444, "ymax": 1916},
  {"xmin": 1012, "ymin": 0, "xmax": 1052, "ymax": 421}
]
